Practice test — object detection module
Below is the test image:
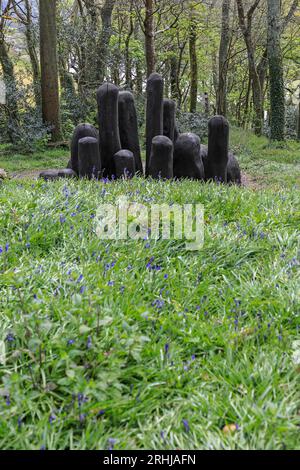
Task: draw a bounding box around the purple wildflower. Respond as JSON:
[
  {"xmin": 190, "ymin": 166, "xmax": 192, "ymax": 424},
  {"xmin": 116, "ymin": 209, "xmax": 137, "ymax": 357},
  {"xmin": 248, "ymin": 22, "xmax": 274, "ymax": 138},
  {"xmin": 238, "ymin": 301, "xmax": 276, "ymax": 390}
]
[{"xmin": 182, "ymin": 419, "xmax": 190, "ymax": 432}]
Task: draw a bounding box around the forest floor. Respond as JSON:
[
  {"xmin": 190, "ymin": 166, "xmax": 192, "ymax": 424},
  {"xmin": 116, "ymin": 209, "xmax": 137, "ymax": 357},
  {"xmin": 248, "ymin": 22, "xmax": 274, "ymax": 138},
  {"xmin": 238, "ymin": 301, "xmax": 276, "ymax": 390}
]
[{"xmin": 0, "ymin": 131, "xmax": 299, "ymax": 450}]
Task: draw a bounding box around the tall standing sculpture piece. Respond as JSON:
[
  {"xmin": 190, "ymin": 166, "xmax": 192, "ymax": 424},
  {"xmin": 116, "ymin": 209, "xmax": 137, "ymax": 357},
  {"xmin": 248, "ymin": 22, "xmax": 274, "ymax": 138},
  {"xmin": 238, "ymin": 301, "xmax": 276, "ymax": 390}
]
[
  {"xmin": 146, "ymin": 73, "xmax": 164, "ymax": 176},
  {"xmin": 70, "ymin": 124, "xmax": 99, "ymax": 175},
  {"xmin": 205, "ymin": 115, "xmax": 229, "ymax": 183},
  {"xmin": 163, "ymin": 99, "xmax": 176, "ymax": 143},
  {"xmin": 118, "ymin": 91, "xmax": 143, "ymax": 175},
  {"xmin": 97, "ymin": 83, "xmax": 121, "ymax": 178}
]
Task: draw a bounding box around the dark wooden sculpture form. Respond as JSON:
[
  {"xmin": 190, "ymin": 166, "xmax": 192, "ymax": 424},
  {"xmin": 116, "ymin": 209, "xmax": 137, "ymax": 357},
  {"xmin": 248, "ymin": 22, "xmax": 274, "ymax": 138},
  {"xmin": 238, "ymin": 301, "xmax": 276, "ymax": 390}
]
[{"xmin": 97, "ymin": 83, "xmax": 121, "ymax": 178}]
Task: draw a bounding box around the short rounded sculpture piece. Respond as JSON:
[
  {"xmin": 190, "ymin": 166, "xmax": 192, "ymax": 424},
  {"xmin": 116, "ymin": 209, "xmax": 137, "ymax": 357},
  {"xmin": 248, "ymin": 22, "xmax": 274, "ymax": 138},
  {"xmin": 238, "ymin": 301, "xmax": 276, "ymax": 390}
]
[
  {"xmin": 78, "ymin": 137, "xmax": 101, "ymax": 179},
  {"xmin": 146, "ymin": 73, "xmax": 164, "ymax": 176},
  {"xmin": 173, "ymin": 133, "xmax": 204, "ymax": 180},
  {"xmin": 163, "ymin": 99, "xmax": 176, "ymax": 143},
  {"xmin": 113, "ymin": 150, "xmax": 136, "ymax": 179},
  {"xmin": 149, "ymin": 136, "xmax": 173, "ymax": 180},
  {"xmin": 227, "ymin": 153, "xmax": 242, "ymax": 185},
  {"xmin": 97, "ymin": 83, "xmax": 121, "ymax": 178},
  {"xmin": 206, "ymin": 115, "xmax": 229, "ymax": 183},
  {"xmin": 118, "ymin": 91, "xmax": 143, "ymax": 175},
  {"xmin": 70, "ymin": 124, "xmax": 99, "ymax": 175},
  {"xmin": 39, "ymin": 169, "xmax": 77, "ymax": 181}
]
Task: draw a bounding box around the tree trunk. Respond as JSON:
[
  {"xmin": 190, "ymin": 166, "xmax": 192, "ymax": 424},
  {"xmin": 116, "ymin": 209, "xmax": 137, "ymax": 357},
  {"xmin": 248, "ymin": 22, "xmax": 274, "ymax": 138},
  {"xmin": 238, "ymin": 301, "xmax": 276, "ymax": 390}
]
[
  {"xmin": 39, "ymin": 0, "xmax": 62, "ymax": 141},
  {"xmin": 23, "ymin": 0, "xmax": 40, "ymax": 108},
  {"xmin": 297, "ymin": 100, "xmax": 300, "ymax": 141},
  {"xmin": 125, "ymin": 2, "xmax": 134, "ymax": 89},
  {"xmin": 0, "ymin": 38, "xmax": 20, "ymax": 143},
  {"xmin": 267, "ymin": 0, "xmax": 285, "ymax": 141},
  {"xmin": 170, "ymin": 55, "xmax": 178, "ymax": 102},
  {"xmin": 96, "ymin": 0, "xmax": 116, "ymax": 83},
  {"xmin": 236, "ymin": 0, "xmax": 263, "ymax": 135},
  {"xmin": 133, "ymin": 17, "xmax": 143, "ymax": 95},
  {"xmin": 144, "ymin": 0, "xmax": 156, "ymax": 76},
  {"xmin": 217, "ymin": 0, "xmax": 230, "ymax": 116},
  {"xmin": 189, "ymin": 2, "xmax": 198, "ymax": 113}
]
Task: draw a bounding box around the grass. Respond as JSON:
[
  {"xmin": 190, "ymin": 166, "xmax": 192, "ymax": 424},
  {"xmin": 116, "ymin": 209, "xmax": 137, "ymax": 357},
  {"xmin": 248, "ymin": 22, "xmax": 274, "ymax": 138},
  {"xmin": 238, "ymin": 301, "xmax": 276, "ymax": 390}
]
[
  {"xmin": 1, "ymin": 130, "xmax": 300, "ymax": 189},
  {"xmin": 0, "ymin": 132, "xmax": 299, "ymax": 450},
  {"xmin": 0, "ymin": 145, "xmax": 69, "ymax": 173}
]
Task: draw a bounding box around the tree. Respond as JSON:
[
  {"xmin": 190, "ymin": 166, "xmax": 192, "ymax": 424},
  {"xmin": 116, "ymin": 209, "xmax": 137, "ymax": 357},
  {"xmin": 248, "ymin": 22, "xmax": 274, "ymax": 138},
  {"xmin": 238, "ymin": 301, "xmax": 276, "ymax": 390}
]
[
  {"xmin": 217, "ymin": 0, "xmax": 231, "ymax": 116},
  {"xmin": 236, "ymin": 0, "xmax": 263, "ymax": 135},
  {"xmin": 144, "ymin": 0, "xmax": 156, "ymax": 76},
  {"xmin": 267, "ymin": 0, "xmax": 285, "ymax": 141},
  {"xmin": 189, "ymin": 1, "xmax": 198, "ymax": 113},
  {"xmin": 0, "ymin": 0, "xmax": 20, "ymax": 143},
  {"xmin": 39, "ymin": 0, "xmax": 62, "ymax": 141},
  {"xmin": 12, "ymin": 0, "xmax": 41, "ymax": 108},
  {"xmin": 96, "ymin": 0, "xmax": 116, "ymax": 83}
]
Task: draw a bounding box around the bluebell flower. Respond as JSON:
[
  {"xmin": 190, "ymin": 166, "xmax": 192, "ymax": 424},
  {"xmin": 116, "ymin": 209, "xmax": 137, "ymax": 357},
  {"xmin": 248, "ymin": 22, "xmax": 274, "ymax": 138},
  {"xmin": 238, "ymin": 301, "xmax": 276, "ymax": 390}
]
[
  {"xmin": 5, "ymin": 333, "xmax": 15, "ymax": 342},
  {"xmin": 108, "ymin": 438, "xmax": 117, "ymax": 450},
  {"xmin": 182, "ymin": 419, "xmax": 190, "ymax": 432}
]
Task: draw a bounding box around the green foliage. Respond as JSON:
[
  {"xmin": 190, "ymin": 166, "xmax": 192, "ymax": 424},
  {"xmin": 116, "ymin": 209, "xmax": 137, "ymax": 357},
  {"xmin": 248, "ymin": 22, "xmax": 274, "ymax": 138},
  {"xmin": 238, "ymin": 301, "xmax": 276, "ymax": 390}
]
[{"xmin": 0, "ymin": 132, "xmax": 299, "ymax": 449}]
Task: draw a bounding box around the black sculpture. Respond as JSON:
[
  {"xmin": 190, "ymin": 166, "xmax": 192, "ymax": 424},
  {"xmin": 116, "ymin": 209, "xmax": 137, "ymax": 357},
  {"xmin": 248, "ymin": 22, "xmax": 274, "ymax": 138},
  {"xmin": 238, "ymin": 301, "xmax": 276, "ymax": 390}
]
[
  {"xmin": 97, "ymin": 83, "xmax": 121, "ymax": 178},
  {"xmin": 78, "ymin": 137, "xmax": 101, "ymax": 179},
  {"xmin": 39, "ymin": 169, "xmax": 76, "ymax": 181},
  {"xmin": 201, "ymin": 144, "xmax": 241, "ymax": 185},
  {"xmin": 163, "ymin": 99, "xmax": 176, "ymax": 143},
  {"xmin": 146, "ymin": 73, "xmax": 164, "ymax": 176},
  {"xmin": 205, "ymin": 115, "xmax": 229, "ymax": 182},
  {"xmin": 113, "ymin": 150, "xmax": 136, "ymax": 179},
  {"xmin": 227, "ymin": 153, "xmax": 242, "ymax": 185},
  {"xmin": 173, "ymin": 133, "xmax": 204, "ymax": 180},
  {"xmin": 118, "ymin": 91, "xmax": 143, "ymax": 175},
  {"xmin": 70, "ymin": 124, "xmax": 99, "ymax": 175},
  {"xmin": 149, "ymin": 136, "xmax": 173, "ymax": 179}
]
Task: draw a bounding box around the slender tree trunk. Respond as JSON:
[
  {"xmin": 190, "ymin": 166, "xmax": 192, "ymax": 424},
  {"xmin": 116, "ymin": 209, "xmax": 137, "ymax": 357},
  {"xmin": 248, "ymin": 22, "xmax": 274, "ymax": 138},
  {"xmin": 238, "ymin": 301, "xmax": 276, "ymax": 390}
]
[
  {"xmin": 134, "ymin": 17, "xmax": 143, "ymax": 95},
  {"xmin": 267, "ymin": 0, "xmax": 285, "ymax": 141},
  {"xmin": 96, "ymin": 0, "xmax": 116, "ymax": 83},
  {"xmin": 217, "ymin": 0, "xmax": 230, "ymax": 116},
  {"xmin": 144, "ymin": 0, "xmax": 155, "ymax": 76},
  {"xmin": 189, "ymin": 2, "xmax": 198, "ymax": 113},
  {"xmin": 236, "ymin": 0, "xmax": 263, "ymax": 135},
  {"xmin": 170, "ymin": 56, "xmax": 178, "ymax": 102},
  {"xmin": 39, "ymin": 0, "xmax": 62, "ymax": 141},
  {"xmin": 298, "ymin": 90, "xmax": 300, "ymax": 141},
  {"xmin": 0, "ymin": 38, "xmax": 20, "ymax": 143},
  {"xmin": 125, "ymin": 2, "xmax": 134, "ymax": 89},
  {"xmin": 23, "ymin": 0, "xmax": 40, "ymax": 108}
]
